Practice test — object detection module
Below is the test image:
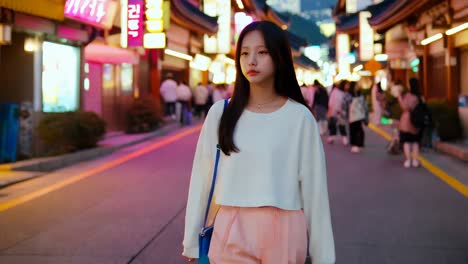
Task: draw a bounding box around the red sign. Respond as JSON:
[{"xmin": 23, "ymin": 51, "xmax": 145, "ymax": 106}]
[
  {"xmin": 65, "ymin": 0, "xmax": 117, "ymax": 29},
  {"xmin": 127, "ymin": 0, "xmax": 144, "ymax": 47}
]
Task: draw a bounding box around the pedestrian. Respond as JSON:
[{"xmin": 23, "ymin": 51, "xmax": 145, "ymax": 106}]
[
  {"xmin": 205, "ymin": 81, "xmax": 215, "ymax": 110},
  {"xmin": 212, "ymin": 83, "xmax": 228, "ymax": 103},
  {"xmin": 160, "ymin": 73, "xmax": 177, "ymax": 119},
  {"xmin": 347, "ymin": 82, "xmax": 369, "ymax": 153},
  {"xmin": 176, "ymin": 80, "xmax": 192, "ymax": 125},
  {"xmin": 371, "ymin": 81, "xmax": 386, "ymax": 124},
  {"xmin": 182, "ymin": 21, "xmax": 335, "ymax": 263},
  {"xmin": 300, "ymin": 83, "xmax": 312, "ymax": 108},
  {"xmin": 327, "ymin": 80, "xmax": 348, "ymax": 145},
  {"xmin": 193, "ymin": 82, "xmax": 209, "ymax": 119},
  {"xmin": 312, "ymin": 80, "xmax": 329, "ymax": 136},
  {"xmin": 397, "ymin": 78, "xmax": 421, "ymax": 168}
]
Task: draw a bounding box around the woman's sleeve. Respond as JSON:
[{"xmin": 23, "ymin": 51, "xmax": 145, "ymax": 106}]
[
  {"xmin": 182, "ymin": 104, "xmax": 219, "ymax": 258},
  {"xmin": 299, "ymin": 114, "xmax": 336, "ymax": 264}
]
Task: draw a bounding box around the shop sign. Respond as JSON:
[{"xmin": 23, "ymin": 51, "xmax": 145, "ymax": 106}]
[
  {"xmin": 337, "ymin": 33, "xmax": 350, "ymax": 74},
  {"xmin": 203, "ymin": 0, "xmax": 231, "ymax": 54},
  {"xmin": 64, "ymin": 0, "xmax": 117, "ymax": 29},
  {"xmin": 359, "ymin": 11, "xmax": 374, "ymax": 61},
  {"xmin": 143, "ymin": 0, "xmax": 166, "ymax": 49},
  {"xmin": 127, "ymin": 0, "xmax": 144, "ymax": 47}
]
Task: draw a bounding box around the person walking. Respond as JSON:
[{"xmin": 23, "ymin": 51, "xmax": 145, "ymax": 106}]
[
  {"xmin": 160, "ymin": 73, "xmax": 177, "ymax": 119},
  {"xmin": 312, "ymin": 80, "xmax": 329, "ymax": 136},
  {"xmin": 176, "ymin": 80, "xmax": 192, "ymax": 125},
  {"xmin": 397, "ymin": 78, "xmax": 421, "ymax": 168},
  {"xmin": 347, "ymin": 82, "xmax": 369, "ymax": 153},
  {"xmin": 193, "ymin": 82, "xmax": 209, "ymax": 119},
  {"xmin": 182, "ymin": 21, "xmax": 335, "ymax": 264},
  {"xmin": 212, "ymin": 83, "xmax": 228, "ymax": 103},
  {"xmin": 327, "ymin": 80, "xmax": 348, "ymax": 145}
]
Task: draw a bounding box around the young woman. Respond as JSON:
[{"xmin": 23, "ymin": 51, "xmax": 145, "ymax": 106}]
[
  {"xmin": 182, "ymin": 21, "xmax": 335, "ymax": 263},
  {"xmin": 397, "ymin": 78, "xmax": 421, "ymax": 168},
  {"xmin": 346, "ymin": 82, "xmax": 368, "ymax": 153},
  {"xmin": 327, "ymin": 80, "xmax": 349, "ymax": 145}
]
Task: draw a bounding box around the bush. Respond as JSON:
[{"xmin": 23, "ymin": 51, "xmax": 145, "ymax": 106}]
[
  {"xmin": 126, "ymin": 98, "xmax": 160, "ymax": 134},
  {"xmin": 37, "ymin": 111, "xmax": 106, "ymax": 155},
  {"xmin": 427, "ymin": 100, "xmax": 463, "ymax": 141}
]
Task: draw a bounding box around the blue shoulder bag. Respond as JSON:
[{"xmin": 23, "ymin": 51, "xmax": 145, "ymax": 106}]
[{"xmin": 198, "ymin": 99, "xmax": 228, "ymax": 264}]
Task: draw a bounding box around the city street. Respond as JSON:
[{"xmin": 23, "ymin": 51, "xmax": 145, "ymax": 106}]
[{"xmin": 0, "ymin": 125, "xmax": 467, "ymax": 264}]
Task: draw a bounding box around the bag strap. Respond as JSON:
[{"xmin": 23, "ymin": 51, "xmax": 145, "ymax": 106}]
[{"xmin": 202, "ymin": 99, "xmax": 228, "ymax": 229}]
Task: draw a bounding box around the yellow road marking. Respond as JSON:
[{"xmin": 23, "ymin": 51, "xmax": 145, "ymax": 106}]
[
  {"xmin": 369, "ymin": 124, "xmax": 468, "ymax": 197},
  {"xmin": 0, "ymin": 125, "xmax": 203, "ymax": 212}
]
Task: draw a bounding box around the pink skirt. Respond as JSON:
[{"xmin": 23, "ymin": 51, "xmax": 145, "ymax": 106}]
[{"xmin": 208, "ymin": 206, "xmax": 307, "ymax": 264}]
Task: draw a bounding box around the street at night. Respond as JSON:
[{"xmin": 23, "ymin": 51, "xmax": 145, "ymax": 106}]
[
  {"xmin": 0, "ymin": 124, "xmax": 466, "ymax": 263},
  {"xmin": 1, "ymin": 0, "xmax": 468, "ymax": 263}
]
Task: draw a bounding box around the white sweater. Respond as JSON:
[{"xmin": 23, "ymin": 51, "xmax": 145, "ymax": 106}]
[{"xmin": 183, "ymin": 99, "xmax": 335, "ymax": 263}]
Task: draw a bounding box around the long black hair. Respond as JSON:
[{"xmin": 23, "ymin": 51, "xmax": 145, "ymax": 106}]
[
  {"xmin": 218, "ymin": 21, "xmax": 307, "ymax": 155},
  {"xmin": 409, "ymin": 77, "xmax": 420, "ymax": 96}
]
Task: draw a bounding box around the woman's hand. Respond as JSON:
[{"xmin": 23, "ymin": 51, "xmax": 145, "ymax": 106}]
[{"xmin": 182, "ymin": 256, "xmax": 197, "ymax": 262}]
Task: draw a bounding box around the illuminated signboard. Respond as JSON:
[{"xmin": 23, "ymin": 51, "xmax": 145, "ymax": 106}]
[
  {"xmin": 359, "ymin": 11, "xmax": 374, "ymax": 61},
  {"xmin": 337, "ymin": 33, "xmax": 350, "ymax": 74},
  {"xmin": 144, "ymin": 0, "xmax": 166, "ymax": 49},
  {"xmin": 127, "ymin": 0, "xmax": 144, "ymax": 47},
  {"xmin": 65, "ymin": 0, "xmax": 117, "ymax": 29},
  {"xmin": 204, "ymin": 0, "xmax": 231, "ymax": 54}
]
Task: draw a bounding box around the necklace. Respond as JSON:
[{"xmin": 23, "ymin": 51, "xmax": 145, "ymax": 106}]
[{"xmin": 253, "ymin": 97, "xmax": 278, "ymax": 109}]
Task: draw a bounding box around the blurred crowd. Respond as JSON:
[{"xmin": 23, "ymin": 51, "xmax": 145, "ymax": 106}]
[
  {"xmin": 159, "ymin": 72, "xmax": 430, "ymax": 168},
  {"xmin": 159, "ymin": 73, "xmax": 234, "ymax": 125}
]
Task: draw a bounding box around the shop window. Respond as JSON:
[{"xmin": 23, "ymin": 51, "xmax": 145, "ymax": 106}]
[
  {"xmin": 42, "ymin": 41, "xmax": 80, "ymax": 112},
  {"xmin": 121, "ymin": 63, "xmax": 133, "ymax": 93}
]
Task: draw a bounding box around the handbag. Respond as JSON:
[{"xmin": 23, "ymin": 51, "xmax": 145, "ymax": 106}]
[{"xmin": 198, "ymin": 99, "xmax": 228, "ymax": 264}]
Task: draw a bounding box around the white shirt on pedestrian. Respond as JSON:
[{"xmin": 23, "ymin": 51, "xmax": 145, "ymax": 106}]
[
  {"xmin": 193, "ymin": 84, "xmax": 209, "ymax": 105},
  {"xmin": 160, "ymin": 79, "xmax": 178, "ymax": 102},
  {"xmin": 183, "ymin": 99, "xmax": 336, "ymax": 263},
  {"xmin": 328, "ymin": 88, "xmax": 345, "ymax": 117},
  {"xmin": 212, "ymin": 89, "xmax": 227, "ymax": 102},
  {"xmin": 176, "ymin": 83, "xmax": 192, "ymax": 101}
]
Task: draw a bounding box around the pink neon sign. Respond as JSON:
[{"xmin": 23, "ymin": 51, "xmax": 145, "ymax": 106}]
[
  {"xmin": 126, "ymin": 0, "xmax": 144, "ymax": 47},
  {"xmin": 65, "ymin": 0, "xmax": 117, "ymax": 29}
]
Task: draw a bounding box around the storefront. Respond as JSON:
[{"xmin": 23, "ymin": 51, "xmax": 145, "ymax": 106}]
[
  {"xmin": 167, "ymin": 0, "xmax": 218, "ymax": 88},
  {"xmin": 0, "ymin": 3, "xmax": 89, "ymax": 156},
  {"xmin": 83, "ymin": 41, "xmax": 140, "ymax": 131}
]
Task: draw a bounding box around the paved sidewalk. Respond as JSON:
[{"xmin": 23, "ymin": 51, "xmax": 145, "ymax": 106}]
[
  {"xmin": 369, "ymin": 123, "xmax": 468, "ymax": 197},
  {"xmin": 0, "ymin": 120, "xmax": 194, "ymax": 189}
]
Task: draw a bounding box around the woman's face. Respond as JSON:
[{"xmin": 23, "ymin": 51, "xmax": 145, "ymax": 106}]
[{"xmin": 239, "ymin": 30, "xmax": 275, "ymax": 86}]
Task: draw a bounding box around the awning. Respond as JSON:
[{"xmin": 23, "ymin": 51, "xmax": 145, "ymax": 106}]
[
  {"xmin": 170, "ymin": 0, "xmax": 218, "ymax": 35},
  {"xmin": 367, "ymin": 0, "xmax": 432, "ymax": 32},
  {"xmin": 335, "ymin": 12, "xmax": 359, "ymax": 34},
  {"xmin": 287, "ymin": 31, "xmax": 308, "ymax": 51},
  {"xmin": 294, "ymin": 55, "xmax": 319, "ymax": 70},
  {"xmin": 0, "ymin": 0, "xmax": 65, "ymax": 21},
  {"xmin": 84, "ymin": 42, "xmax": 139, "ymax": 64}
]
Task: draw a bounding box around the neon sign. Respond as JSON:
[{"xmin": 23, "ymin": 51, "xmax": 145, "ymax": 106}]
[
  {"xmin": 144, "ymin": 0, "xmax": 166, "ymax": 48},
  {"xmin": 65, "ymin": 0, "xmax": 117, "ymax": 29},
  {"xmin": 127, "ymin": 0, "xmax": 144, "ymax": 47}
]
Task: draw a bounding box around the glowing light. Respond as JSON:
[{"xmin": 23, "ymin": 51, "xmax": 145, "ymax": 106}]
[
  {"xmin": 24, "ymin": 37, "xmax": 39, "ymax": 52},
  {"xmin": 359, "ymin": 11, "xmax": 374, "ymax": 61},
  {"xmin": 446, "ymin": 23, "xmax": 468, "ymax": 35},
  {"xmin": 84, "ymin": 78, "xmax": 90, "ymax": 91},
  {"xmin": 65, "ymin": 0, "xmax": 117, "ymax": 29},
  {"xmin": 164, "ymin": 49, "xmax": 192, "ymax": 61},
  {"xmin": 358, "ymin": 70, "xmax": 372, "ymax": 76},
  {"xmin": 190, "ymin": 54, "xmax": 212, "ymax": 71},
  {"xmin": 143, "ymin": 32, "xmax": 166, "ymax": 49},
  {"xmin": 236, "ymin": 0, "xmax": 244, "ymax": 9},
  {"xmin": 353, "ymin": 64, "xmax": 363, "ymax": 72},
  {"xmin": 420, "ymin": 33, "xmax": 443, "ymax": 45},
  {"xmin": 374, "ymin": 54, "xmax": 388, "ymax": 61}
]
